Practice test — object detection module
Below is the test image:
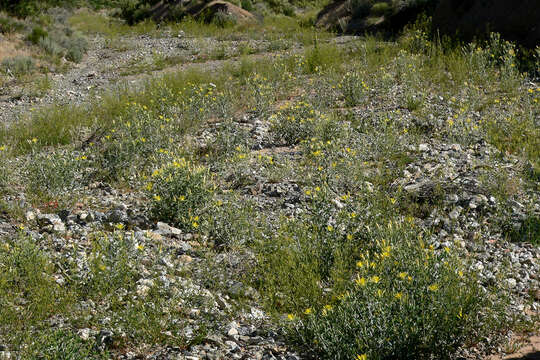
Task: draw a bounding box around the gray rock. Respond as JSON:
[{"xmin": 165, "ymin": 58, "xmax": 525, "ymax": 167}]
[
  {"xmin": 156, "ymin": 222, "xmax": 183, "ymax": 236},
  {"xmin": 37, "ymin": 213, "xmax": 65, "ymax": 233},
  {"xmin": 106, "ymin": 209, "xmax": 128, "ymax": 223},
  {"xmin": 418, "ymin": 143, "xmax": 430, "ymax": 152},
  {"xmin": 505, "ymin": 278, "xmax": 517, "ymax": 289}
]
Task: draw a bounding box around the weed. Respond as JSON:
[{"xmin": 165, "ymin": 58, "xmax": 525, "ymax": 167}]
[
  {"xmin": 269, "ymin": 101, "xmax": 320, "ymax": 145},
  {"xmin": 370, "ymin": 2, "xmax": 391, "ymax": 16},
  {"xmin": 246, "ymin": 72, "xmax": 276, "ymax": 116},
  {"xmin": 0, "ymin": 14, "xmax": 25, "ymax": 33},
  {"xmin": 289, "ymin": 228, "xmax": 508, "ymax": 359},
  {"xmin": 405, "ymin": 92, "xmax": 423, "ymax": 112},
  {"xmin": 146, "ymin": 158, "xmax": 211, "ymax": 231},
  {"xmin": 39, "ymin": 35, "xmax": 63, "ymax": 57},
  {"xmin": 0, "ymin": 232, "xmax": 71, "ymax": 337},
  {"xmin": 1, "ymin": 55, "xmax": 35, "ymax": 77},
  {"xmin": 339, "ymin": 71, "xmax": 369, "ymax": 107},
  {"xmin": 506, "ymin": 213, "xmax": 540, "ymax": 245},
  {"xmin": 25, "ymin": 149, "xmax": 85, "ymax": 201},
  {"xmin": 303, "ymin": 40, "xmax": 342, "ymax": 74},
  {"xmin": 27, "ymin": 26, "xmax": 48, "ymax": 44}
]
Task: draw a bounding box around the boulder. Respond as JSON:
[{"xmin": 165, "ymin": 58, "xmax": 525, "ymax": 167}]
[
  {"xmin": 432, "ymin": 0, "xmax": 540, "ymax": 48},
  {"xmin": 191, "ymin": 0, "xmax": 257, "ymax": 24}
]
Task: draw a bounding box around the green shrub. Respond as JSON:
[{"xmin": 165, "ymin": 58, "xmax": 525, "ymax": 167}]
[
  {"xmin": 349, "ymin": 0, "xmax": 373, "ymax": 19},
  {"xmin": 25, "ymin": 150, "xmax": 84, "ymax": 199},
  {"xmin": 1, "ymin": 55, "xmax": 35, "ymax": 76},
  {"xmin": 506, "ymin": 214, "xmax": 540, "ymax": 245},
  {"xmin": 205, "ymin": 198, "xmax": 261, "ymax": 249},
  {"xmin": 241, "ymin": 0, "xmax": 253, "ymax": 12},
  {"xmin": 245, "ymin": 72, "xmax": 276, "ymax": 115},
  {"xmin": 0, "ymin": 0, "xmax": 64, "ymax": 17},
  {"xmin": 303, "ymin": 41, "xmax": 342, "ymax": 74},
  {"xmin": 38, "ymin": 36, "xmax": 63, "ymax": 57},
  {"xmin": 85, "ymin": 230, "xmax": 142, "ymax": 296},
  {"xmin": 61, "ymin": 33, "xmax": 88, "ymax": 62},
  {"xmin": 210, "ymin": 9, "xmax": 237, "ymax": 27},
  {"xmin": 0, "ymin": 14, "xmax": 25, "ymax": 33},
  {"xmin": 119, "ymin": 0, "xmax": 157, "ymax": 25},
  {"xmin": 269, "ymin": 101, "xmax": 320, "ymax": 145},
  {"xmin": 27, "ymin": 26, "xmax": 48, "ymax": 44},
  {"xmin": 96, "ymin": 104, "xmax": 171, "ymax": 181},
  {"xmin": 370, "ymin": 1, "xmax": 391, "ymax": 16},
  {"xmin": 339, "ymin": 71, "xmax": 369, "ymax": 107},
  {"xmin": 0, "ymin": 232, "xmax": 69, "ymax": 331},
  {"xmin": 24, "ymin": 329, "xmax": 105, "ymax": 359},
  {"xmin": 39, "ymin": 29, "xmax": 89, "ymax": 62},
  {"xmin": 146, "ymin": 158, "xmax": 211, "ymax": 231},
  {"xmin": 288, "ymin": 231, "xmax": 507, "ymax": 359}
]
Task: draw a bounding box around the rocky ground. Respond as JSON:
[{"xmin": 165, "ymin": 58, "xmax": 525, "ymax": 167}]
[{"xmin": 0, "ymin": 13, "xmax": 539, "ymax": 360}]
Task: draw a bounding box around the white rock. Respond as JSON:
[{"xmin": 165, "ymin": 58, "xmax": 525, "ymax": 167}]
[{"xmin": 418, "ymin": 143, "xmax": 429, "ymax": 152}]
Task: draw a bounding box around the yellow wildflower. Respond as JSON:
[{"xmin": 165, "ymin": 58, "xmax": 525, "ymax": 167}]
[
  {"xmin": 355, "ymin": 277, "xmax": 367, "ymax": 287},
  {"xmin": 322, "ymin": 304, "xmax": 333, "ymax": 316}
]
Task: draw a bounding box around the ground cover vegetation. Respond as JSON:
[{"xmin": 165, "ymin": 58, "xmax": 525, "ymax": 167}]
[{"xmin": 0, "ymin": 2, "xmax": 539, "ymax": 359}]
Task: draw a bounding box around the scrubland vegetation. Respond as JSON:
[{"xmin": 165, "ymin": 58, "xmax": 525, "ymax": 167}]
[{"xmin": 0, "ymin": 1, "xmax": 538, "ymax": 359}]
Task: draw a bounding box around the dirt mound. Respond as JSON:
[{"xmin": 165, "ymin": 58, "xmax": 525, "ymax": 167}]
[
  {"xmin": 432, "ymin": 0, "xmax": 540, "ymax": 48},
  {"xmin": 149, "ymin": 0, "xmax": 257, "ymax": 24}
]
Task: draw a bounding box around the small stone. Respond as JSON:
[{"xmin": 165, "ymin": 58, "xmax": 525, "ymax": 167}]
[
  {"xmin": 450, "ymin": 144, "xmax": 462, "ymax": 151},
  {"xmin": 227, "ymin": 327, "xmax": 239, "ymax": 337},
  {"xmin": 449, "ymin": 206, "xmax": 462, "ymax": 220},
  {"xmin": 25, "ymin": 211, "xmax": 36, "ymax": 221},
  {"xmin": 37, "ymin": 214, "xmax": 65, "ymax": 233},
  {"xmin": 136, "ymin": 279, "xmax": 154, "ymax": 297},
  {"xmin": 106, "ymin": 209, "xmax": 128, "ymax": 223},
  {"xmin": 216, "ymin": 295, "xmax": 232, "ymax": 311},
  {"xmin": 505, "ymin": 278, "xmax": 517, "ymax": 289},
  {"xmin": 79, "ymin": 212, "xmax": 95, "ymax": 223},
  {"xmin": 78, "ymin": 328, "xmax": 92, "ymax": 341},
  {"xmin": 156, "ymin": 222, "xmax": 183, "ymax": 236},
  {"xmin": 145, "ymin": 231, "xmax": 163, "ymax": 241},
  {"xmin": 418, "ymin": 143, "xmax": 429, "ymax": 152},
  {"xmin": 364, "ymin": 182, "xmax": 374, "ymax": 193},
  {"xmin": 225, "ymin": 340, "xmax": 239, "ymax": 351}
]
